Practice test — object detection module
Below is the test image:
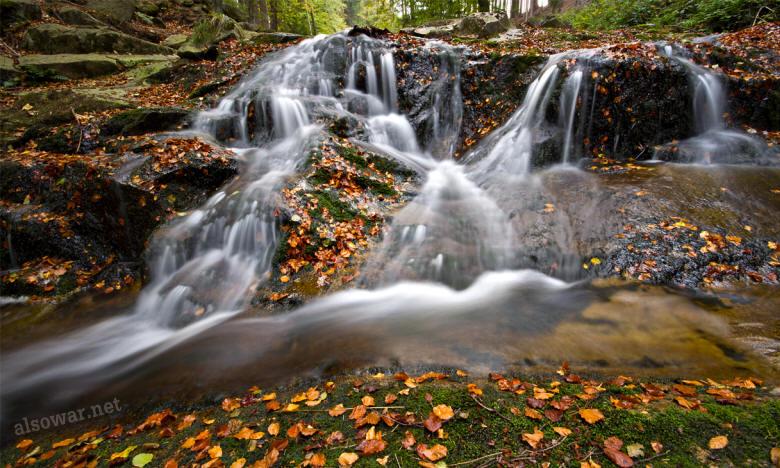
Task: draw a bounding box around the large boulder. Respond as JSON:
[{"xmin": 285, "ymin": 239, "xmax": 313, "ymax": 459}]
[
  {"xmin": 101, "ymin": 107, "xmax": 190, "ymax": 136},
  {"xmin": 23, "ymin": 24, "xmax": 173, "ymax": 55},
  {"xmin": 163, "ymin": 33, "xmax": 189, "ymax": 48},
  {"xmin": 55, "ymin": 5, "xmax": 106, "ymax": 27},
  {"xmin": 85, "ymin": 0, "xmax": 136, "ymax": 24},
  {"xmin": 456, "ymin": 12, "xmax": 511, "ymax": 38},
  {"xmin": 0, "ymin": 0, "xmax": 41, "ymax": 28},
  {"xmin": 177, "ymin": 43, "xmax": 218, "ymax": 61},
  {"xmin": 18, "ymin": 54, "xmax": 124, "ymax": 80}
]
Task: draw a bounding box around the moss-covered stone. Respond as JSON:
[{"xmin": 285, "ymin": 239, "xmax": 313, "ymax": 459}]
[
  {"xmin": 101, "ymin": 107, "xmax": 190, "ymax": 136},
  {"xmin": 22, "ymin": 24, "xmax": 173, "ymax": 55}
]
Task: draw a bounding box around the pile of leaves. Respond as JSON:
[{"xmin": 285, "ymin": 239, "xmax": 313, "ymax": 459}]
[
  {"xmin": 6, "ymin": 365, "xmax": 779, "ymax": 467},
  {"xmin": 263, "ymin": 137, "xmax": 415, "ymax": 303}
]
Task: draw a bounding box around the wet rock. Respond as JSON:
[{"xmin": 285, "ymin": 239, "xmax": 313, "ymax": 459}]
[
  {"xmin": 401, "ymin": 21, "xmax": 459, "ymax": 38},
  {"xmin": 0, "ymin": 0, "xmax": 41, "ymax": 29},
  {"xmin": 55, "ymin": 5, "xmax": 106, "ymax": 27},
  {"xmin": 102, "ymin": 107, "xmax": 190, "ymax": 136},
  {"xmin": 456, "ymin": 12, "xmax": 512, "ymax": 38},
  {"xmin": 177, "ymin": 43, "xmax": 218, "ymax": 61},
  {"xmin": 246, "ymin": 32, "xmax": 303, "ymax": 44},
  {"xmin": 23, "ymin": 24, "xmax": 174, "ymax": 55},
  {"xmin": 18, "ymin": 54, "xmax": 124, "ymax": 80}
]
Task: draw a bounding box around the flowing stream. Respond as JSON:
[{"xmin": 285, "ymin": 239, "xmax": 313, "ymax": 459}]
[{"xmin": 2, "ymin": 33, "xmax": 779, "ymax": 430}]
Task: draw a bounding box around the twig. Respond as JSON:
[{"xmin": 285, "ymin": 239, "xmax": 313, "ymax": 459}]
[
  {"xmin": 394, "ymin": 453, "xmax": 401, "ymax": 468},
  {"xmin": 752, "ymin": 5, "xmax": 774, "ymax": 26},
  {"xmin": 0, "ymin": 39, "xmax": 19, "ymax": 58},
  {"xmin": 636, "ymin": 450, "xmax": 669, "ymax": 464},
  {"xmin": 470, "ymin": 395, "xmax": 514, "ymax": 424},
  {"xmin": 449, "ymin": 451, "xmax": 503, "ymax": 466},
  {"xmin": 72, "ymin": 109, "xmax": 84, "ymax": 153}
]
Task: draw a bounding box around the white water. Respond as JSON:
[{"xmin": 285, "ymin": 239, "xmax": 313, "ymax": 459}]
[{"xmin": 560, "ymin": 69, "xmax": 584, "ymax": 164}]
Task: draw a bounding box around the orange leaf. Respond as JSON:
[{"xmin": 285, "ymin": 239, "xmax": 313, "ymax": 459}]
[
  {"xmin": 708, "ymin": 435, "xmax": 728, "ymax": 450},
  {"xmin": 579, "ymin": 408, "xmax": 605, "ymax": 424}
]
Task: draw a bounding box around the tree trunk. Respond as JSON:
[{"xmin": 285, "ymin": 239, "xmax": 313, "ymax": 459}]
[
  {"xmin": 270, "ymin": 0, "xmax": 278, "ymax": 31},
  {"xmin": 246, "ymin": 0, "xmax": 259, "ymax": 27},
  {"xmin": 213, "ymin": 0, "xmax": 223, "ymax": 13},
  {"xmin": 511, "ymin": 0, "xmax": 519, "ymax": 17},
  {"xmin": 308, "ymin": 8, "xmax": 317, "ymax": 35},
  {"xmin": 259, "ymin": 0, "xmax": 270, "ymax": 30}
]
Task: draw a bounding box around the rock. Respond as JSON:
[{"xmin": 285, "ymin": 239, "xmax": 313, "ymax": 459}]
[
  {"xmin": 127, "ymin": 60, "xmax": 181, "ymax": 83},
  {"xmin": 246, "ymin": 32, "xmax": 303, "ymax": 44},
  {"xmin": 456, "ymin": 12, "xmax": 511, "ymax": 38},
  {"xmin": 18, "ymin": 54, "xmax": 124, "ymax": 80},
  {"xmin": 23, "ymin": 24, "xmax": 174, "ymax": 55},
  {"xmin": 135, "ymin": 11, "xmax": 164, "ymax": 27},
  {"xmin": 163, "ymin": 33, "xmax": 189, "ymax": 48},
  {"xmin": 177, "ymin": 43, "xmax": 218, "ymax": 61},
  {"xmin": 85, "ymin": 0, "xmax": 136, "ymax": 24},
  {"xmin": 0, "ymin": 55, "xmax": 23, "ymax": 85},
  {"xmin": 401, "ymin": 23, "xmax": 458, "ymax": 38},
  {"xmin": 55, "ymin": 5, "xmax": 106, "ymax": 27},
  {"xmin": 0, "ymin": 0, "xmax": 41, "ymax": 28},
  {"xmin": 101, "ymin": 107, "xmax": 190, "ymax": 136},
  {"xmin": 136, "ymin": 0, "xmax": 160, "ymax": 16}
]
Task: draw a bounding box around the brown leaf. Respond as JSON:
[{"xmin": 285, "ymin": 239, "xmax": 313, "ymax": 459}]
[
  {"xmin": 337, "ymin": 452, "xmax": 359, "ymax": 466},
  {"xmin": 526, "ymin": 397, "xmax": 546, "ymax": 409},
  {"xmin": 424, "ymin": 414, "xmax": 443, "ymax": 432},
  {"xmin": 349, "ymin": 405, "xmax": 367, "ymax": 420},
  {"xmin": 604, "ymin": 436, "xmax": 624, "ymax": 451},
  {"xmin": 357, "ymin": 438, "xmax": 387, "ymax": 455},
  {"xmin": 310, "ymin": 453, "xmax": 326, "ymax": 467},
  {"xmin": 326, "ymin": 431, "xmax": 345, "ymax": 445},
  {"xmin": 604, "ymin": 447, "xmax": 634, "ymax": 467},
  {"xmin": 544, "ymin": 409, "xmax": 563, "ymax": 422},
  {"xmin": 401, "ymin": 431, "xmax": 416, "ymax": 449},
  {"xmin": 525, "ymin": 407, "xmax": 543, "ymax": 420}
]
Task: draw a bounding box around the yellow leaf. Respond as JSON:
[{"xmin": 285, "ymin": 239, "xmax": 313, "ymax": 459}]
[
  {"xmin": 230, "ymin": 458, "xmax": 247, "ymax": 468},
  {"xmin": 362, "ymin": 395, "xmax": 375, "ymax": 407},
  {"xmin": 522, "ymin": 428, "xmax": 544, "ymax": 449},
  {"xmin": 708, "ymin": 435, "xmax": 728, "ymax": 450},
  {"xmin": 283, "ymin": 403, "xmax": 300, "ymax": 412},
  {"xmin": 268, "ymin": 422, "xmax": 280, "ymax": 436},
  {"xmin": 770, "ymin": 447, "xmax": 780, "ymax": 465},
  {"xmin": 52, "ymin": 438, "xmax": 75, "ymax": 449},
  {"xmin": 329, "ymin": 404, "xmax": 347, "ymax": 417},
  {"xmin": 579, "ymin": 408, "xmax": 605, "ymax": 424},
  {"xmin": 110, "ymin": 445, "xmax": 137, "ymax": 460},
  {"xmin": 553, "ymin": 427, "xmax": 572, "ymax": 437},
  {"xmin": 208, "ymin": 445, "xmax": 222, "ymax": 459},
  {"xmin": 337, "ymin": 452, "xmax": 359, "ymax": 466},
  {"xmin": 16, "ymin": 439, "xmax": 33, "ymax": 450},
  {"xmin": 432, "ymin": 404, "xmax": 454, "ymax": 421}
]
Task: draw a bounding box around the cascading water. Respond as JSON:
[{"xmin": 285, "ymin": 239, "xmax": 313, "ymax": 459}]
[
  {"xmin": 657, "ymin": 45, "xmax": 767, "ymax": 164},
  {"xmin": 6, "ymin": 31, "xmax": 776, "ymax": 433}
]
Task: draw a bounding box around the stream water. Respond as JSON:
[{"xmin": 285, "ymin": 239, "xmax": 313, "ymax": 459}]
[{"xmin": 1, "ymin": 32, "xmax": 779, "ymax": 436}]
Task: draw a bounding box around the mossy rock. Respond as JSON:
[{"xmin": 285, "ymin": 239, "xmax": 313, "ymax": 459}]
[
  {"xmin": 0, "ymin": 55, "xmax": 23, "ymax": 85},
  {"xmin": 101, "ymin": 107, "xmax": 190, "ymax": 136},
  {"xmin": 18, "ymin": 54, "xmax": 123, "ymax": 80},
  {"xmin": 177, "ymin": 43, "xmax": 218, "ymax": 61},
  {"xmin": 23, "ymin": 24, "xmax": 173, "ymax": 55},
  {"xmin": 85, "ymin": 0, "xmax": 136, "ymax": 24},
  {"xmin": 163, "ymin": 33, "xmax": 189, "ymax": 48}
]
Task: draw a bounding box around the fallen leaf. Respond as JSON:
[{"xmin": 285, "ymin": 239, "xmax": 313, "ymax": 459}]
[
  {"xmin": 230, "ymin": 458, "xmax": 247, "ymax": 468},
  {"xmin": 651, "ymin": 441, "xmax": 663, "ymax": 453},
  {"xmin": 604, "ymin": 436, "xmax": 624, "ymax": 451},
  {"xmin": 432, "ymin": 404, "xmax": 454, "ymax": 421},
  {"xmin": 310, "ymin": 453, "xmax": 326, "ymax": 467},
  {"xmin": 770, "ymin": 447, "xmax": 780, "ymax": 465},
  {"xmin": 268, "ymin": 422, "xmax": 280, "ymax": 436},
  {"xmin": 132, "ymin": 453, "xmax": 154, "ymax": 467},
  {"xmin": 52, "ymin": 438, "xmax": 75, "ymax": 448},
  {"xmin": 579, "ymin": 408, "xmax": 605, "ymax": 424},
  {"xmin": 522, "ymin": 428, "xmax": 544, "ymax": 449},
  {"xmin": 424, "ymin": 414, "xmax": 442, "ymax": 432},
  {"xmin": 604, "ymin": 447, "xmax": 633, "ymax": 467},
  {"xmin": 329, "ymin": 404, "xmax": 347, "ymax": 417},
  {"xmin": 16, "ymin": 439, "xmax": 33, "ymax": 450},
  {"xmin": 709, "ymin": 435, "xmax": 728, "ymax": 450},
  {"xmin": 553, "ymin": 427, "xmax": 572, "ymax": 437},
  {"xmin": 417, "ymin": 443, "xmax": 448, "ymax": 461},
  {"xmin": 626, "ymin": 443, "xmax": 644, "ymax": 458},
  {"xmin": 338, "ymin": 452, "xmax": 359, "ymax": 466},
  {"xmin": 401, "ymin": 431, "xmax": 416, "ymax": 449},
  {"xmin": 208, "ymin": 445, "xmax": 222, "ymax": 459}
]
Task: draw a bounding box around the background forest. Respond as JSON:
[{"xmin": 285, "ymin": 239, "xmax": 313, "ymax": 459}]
[{"xmin": 221, "ymin": 0, "xmax": 776, "ymax": 35}]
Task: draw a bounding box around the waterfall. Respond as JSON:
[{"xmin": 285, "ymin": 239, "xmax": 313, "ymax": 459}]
[
  {"xmin": 657, "ymin": 45, "xmax": 766, "ymax": 164},
  {"xmin": 465, "ymin": 54, "xmax": 565, "ymax": 182},
  {"xmin": 559, "ymin": 69, "xmax": 584, "ymax": 165},
  {"xmin": 0, "ymin": 32, "xmax": 418, "ymax": 408}
]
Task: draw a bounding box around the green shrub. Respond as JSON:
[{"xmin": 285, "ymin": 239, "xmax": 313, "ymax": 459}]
[{"xmin": 560, "ymin": 0, "xmax": 777, "ymax": 32}]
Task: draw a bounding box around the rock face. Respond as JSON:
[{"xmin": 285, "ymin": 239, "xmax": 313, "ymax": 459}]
[
  {"xmin": 102, "ymin": 107, "xmax": 191, "ymax": 136},
  {"xmin": 0, "ymin": 55, "xmax": 23, "ymax": 84},
  {"xmin": 0, "ymin": 0, "xmax": 41, "ymax": 28},
  {"xmin": 456, "ymin": 12, "xmax": 512, "ymax": 38},
  {"xmin": 23, "ymin": 24, "xmax": 173, "ymax": 55},
  {"xmin": 18, "ymin": 54, "xmax": 125, "ymax": 79}
]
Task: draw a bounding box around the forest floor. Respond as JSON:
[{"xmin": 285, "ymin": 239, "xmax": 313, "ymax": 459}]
[{"xmin": 3, "ymin": 367, "xmax": 779, "ymax": 467}]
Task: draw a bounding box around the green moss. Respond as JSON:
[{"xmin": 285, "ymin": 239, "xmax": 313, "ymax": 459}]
[{"xmin": 311, "ymin": 190, "xmax": 358, "ymax": 222}]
